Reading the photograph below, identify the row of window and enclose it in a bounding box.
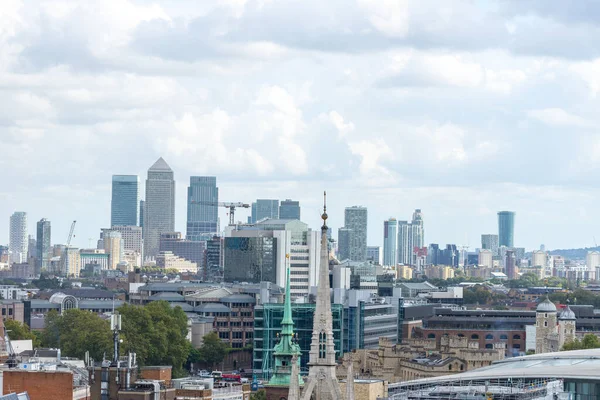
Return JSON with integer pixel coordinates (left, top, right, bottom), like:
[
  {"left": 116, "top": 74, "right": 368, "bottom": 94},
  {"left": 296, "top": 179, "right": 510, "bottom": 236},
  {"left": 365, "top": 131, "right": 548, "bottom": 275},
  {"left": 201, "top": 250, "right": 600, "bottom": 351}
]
[
  {"left": 427, "top": 333, "right": 522, "bottom": 340},
  {"left": 291, "top": 278, "right": 309, "bottom": 283},
  {"left": 218, "top": 331, "right": 254, "bottom": 340}
]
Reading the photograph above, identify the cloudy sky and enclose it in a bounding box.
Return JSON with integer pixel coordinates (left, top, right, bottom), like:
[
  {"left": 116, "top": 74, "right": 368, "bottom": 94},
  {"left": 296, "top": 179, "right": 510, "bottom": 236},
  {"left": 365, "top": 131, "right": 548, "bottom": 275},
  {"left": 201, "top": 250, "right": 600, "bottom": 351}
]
[{"left": 2, "top": 0, "right": 600, "bottom": 251}]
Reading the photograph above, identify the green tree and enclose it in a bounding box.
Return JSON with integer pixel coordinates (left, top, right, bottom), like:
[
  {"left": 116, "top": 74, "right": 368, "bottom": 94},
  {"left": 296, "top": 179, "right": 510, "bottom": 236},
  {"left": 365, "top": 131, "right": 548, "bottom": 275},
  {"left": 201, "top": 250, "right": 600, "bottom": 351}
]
[
  {"left": 196, "top": 332, "right": 228, "bottom": 370},
  {"left": 40, "top": 309, "right": 112, "bottom": 360},
  {"left": 5, "top": 319, "right": 40, "bottom": 347},
  {"left": 562, "top": 334, "right": 600, "bottom": 351},
  {"left": 250, "top": 390, "right": 266, "bottom": 400},
  {"left": 118, "top": 301, "right": 191, "bottom": 377}
]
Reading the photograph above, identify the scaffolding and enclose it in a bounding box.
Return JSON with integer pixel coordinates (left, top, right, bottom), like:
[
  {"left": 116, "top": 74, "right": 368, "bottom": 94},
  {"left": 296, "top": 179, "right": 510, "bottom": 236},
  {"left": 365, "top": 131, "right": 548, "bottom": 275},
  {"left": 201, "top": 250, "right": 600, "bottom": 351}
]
[{"left": 390, "top": 377, "right": 570, "bottom": 400}]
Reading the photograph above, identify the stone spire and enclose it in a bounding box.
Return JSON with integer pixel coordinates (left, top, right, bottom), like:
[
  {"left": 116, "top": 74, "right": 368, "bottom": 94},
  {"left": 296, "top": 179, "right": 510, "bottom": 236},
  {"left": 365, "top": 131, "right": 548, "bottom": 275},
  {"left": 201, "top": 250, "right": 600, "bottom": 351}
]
[
  {"left": 346, "top": 360, "right": 355, "bottom": 400},
  {"left": 288, "top": 354, "right": 300, "bottom": 400},
  {"left": 301, "top": 191, "right": 342, "bottom": 400},
  {"left": 267, "top": 261, "right": 303, "bottom": 387}
]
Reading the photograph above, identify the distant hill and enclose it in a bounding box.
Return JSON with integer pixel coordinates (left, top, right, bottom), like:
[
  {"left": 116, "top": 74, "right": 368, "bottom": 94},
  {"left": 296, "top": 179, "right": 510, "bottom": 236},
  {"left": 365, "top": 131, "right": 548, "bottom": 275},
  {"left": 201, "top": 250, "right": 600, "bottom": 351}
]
[{"left": 548, "top": 246, "right": 600, "bottom": 260}]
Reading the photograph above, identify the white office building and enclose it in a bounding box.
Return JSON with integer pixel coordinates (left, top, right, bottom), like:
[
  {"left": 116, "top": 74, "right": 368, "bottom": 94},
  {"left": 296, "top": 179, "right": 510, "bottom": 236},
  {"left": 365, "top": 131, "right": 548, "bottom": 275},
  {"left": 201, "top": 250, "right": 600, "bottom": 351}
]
[{"left": 9, "top": 212, "right": 28, "bottom": 264}]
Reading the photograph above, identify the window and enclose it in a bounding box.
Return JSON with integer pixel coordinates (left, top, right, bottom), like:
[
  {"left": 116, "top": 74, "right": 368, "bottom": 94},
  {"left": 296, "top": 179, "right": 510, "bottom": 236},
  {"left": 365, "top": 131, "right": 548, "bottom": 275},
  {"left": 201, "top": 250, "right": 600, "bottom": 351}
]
[
  {"left": 485, "top": 334, "right": 494, "bottom": 340},
  {"left": 500, "top": 335, "right": 508, "bottom": 340},
  {"left": 457, "top": 333, "right": 465, "bottom": 338},
  {"left": 485, "top": 344, "right": 493, "bottom": 349},
  {"left": 448, "top": 365, "right": 452, "bottom": 371},
  {"left": 219, "top": 332, "right": 230, "bottom": 340},
  {"left": 513, "top": 334, "right": 521, "bottom": 340},
  {"left": 319, "top": 332, "right": 327, "bottom": 359},
  {"left": 471, "top": 334, "right": 479, "bottom": 340},
  {"left": 513, "top": 344, "right": 521, "bottom": 349},
  {"left": 246, "top": 332, "right": 253, "bottom": 339},
  {"left": 232, "top": 342, "right": 243, "bottom": 348},
  {"left": 232, "top": 332, "right": 243, "bottom": 339},
  {"left": 544, "top": 321, "right": 548, "bottom": 327},
  {"left": 428, "top": 334, "right": 436, "bottom": 339}
]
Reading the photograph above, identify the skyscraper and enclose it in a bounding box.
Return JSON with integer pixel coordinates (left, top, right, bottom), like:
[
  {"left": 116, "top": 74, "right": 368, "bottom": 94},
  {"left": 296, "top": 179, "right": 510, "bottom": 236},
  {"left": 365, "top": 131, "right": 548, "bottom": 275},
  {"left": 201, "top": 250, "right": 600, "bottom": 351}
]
[
  {"left": 186, "top": 176, "right": 218, "bottom": 240},
  {"left": 139, "top": 200, "right": 145, "bottom": 228},
  {"left": 481, "top": 234, "right": 499, "bottom": 255},
  {"left": 383, "top": 218, "right": 398, "bottom": 266},
  {"left": 143, "top": 157, "right": 175, "bottom": 258},
  {"left": 498, "top": 211, "right": 515, "bottom": 248},
  {"left": 396, "top": 210, "right": 425, "bottom": 266},
  {"left": 343, "top": 206, "right": 367, "bottom": 262},
  {"left": 103, "top": 230, "right": 123, "bottom": 269},
  {"left": 279, "top": 199, "right": 300, "bottom": 220},
  {"left": 411, "top": 209, "right": 425, "bottom": 249},
  {"left": 36, "top": 218, "right": 52, "bottom": 272},
  {"left": 397, "top": 221, "right": 410, "bottom": 264},
  {"left": 251, "top": 199, "right": 279, "bottom": 223},
  {"left": 9, "top": 212, "right": 27, "bottom": 264},
  {"left": 505, "top": 249, "right": 517, "bottom": 280},
  {"left": 111, "top": 175, "right": 140, "bottom": 226}
]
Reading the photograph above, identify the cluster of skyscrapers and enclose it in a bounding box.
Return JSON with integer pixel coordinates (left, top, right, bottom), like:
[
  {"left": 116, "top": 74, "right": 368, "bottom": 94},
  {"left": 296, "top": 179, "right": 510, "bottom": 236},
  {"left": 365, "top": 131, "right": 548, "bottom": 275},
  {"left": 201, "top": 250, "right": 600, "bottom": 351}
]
[{"left": 381, "top": 210, "right": 425, "bottom": 267}]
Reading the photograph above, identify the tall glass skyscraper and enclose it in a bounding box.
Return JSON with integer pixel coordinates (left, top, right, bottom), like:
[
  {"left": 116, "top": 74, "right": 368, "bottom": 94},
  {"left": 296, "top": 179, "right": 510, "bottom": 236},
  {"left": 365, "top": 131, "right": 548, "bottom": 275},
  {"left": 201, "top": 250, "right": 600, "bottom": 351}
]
[
  {"left": 36, "top": 218, "right": 51, "bottom": 273},
  {"left": 186, "top": 176, "right": 218, "bottom": 240},
  {"left": 498, "top": 211, "right": 515, "bottom": 248},
  {"left": 251, "top": 199, "right": 279, "bottom": 223},
  {"left": 279, "top": 199, "right": 300, "bottom": 220},
  {"left": 9, "top": 211, "right": 28, "bottom": 264},
  {"left": 111, "top": 175, "right": 140, "bottom": 226},
  {"left": 383, "top": 218, "right": 397, "bottom": 266},
  {"left": 143, "top": 158, "right": 175, "bottom": 258},
  {"left": 342, "top": 206, "right": 368, "bottom": 262},
  {"left": 481, "top": 234, "right": 499, "bottom": 255}
]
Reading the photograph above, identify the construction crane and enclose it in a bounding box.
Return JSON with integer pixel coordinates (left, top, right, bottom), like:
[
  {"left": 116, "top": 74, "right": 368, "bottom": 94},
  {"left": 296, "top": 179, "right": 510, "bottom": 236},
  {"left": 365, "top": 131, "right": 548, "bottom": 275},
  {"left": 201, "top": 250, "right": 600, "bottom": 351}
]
[
  {"left": 190, "top": 201, "right": 250, "bottom": 226},
  {"left": 59, "top": 220, "right": 77, "bottom": 275}
]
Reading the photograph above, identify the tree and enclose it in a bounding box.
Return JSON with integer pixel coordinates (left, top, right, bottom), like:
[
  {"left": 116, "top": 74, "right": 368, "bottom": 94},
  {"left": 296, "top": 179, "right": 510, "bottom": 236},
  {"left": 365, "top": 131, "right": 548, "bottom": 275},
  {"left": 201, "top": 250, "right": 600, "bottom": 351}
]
[
  {"left": 40, "top": 309, "right": 112, "bottom": 360},
  {"left": 118, "top": 301, "right": 191, "bottom": 377},
  {"left": 562, "top": 334, "right": 600, "bottom": 351},
  {"left": 196, "top": 332, "right": 228, "bottom": 370},
  {"left": 250, "top": 390, "right": 266, "bottom": 400},
  {"left": 5, "top": 319, "right": 40, "bottom": 347}
]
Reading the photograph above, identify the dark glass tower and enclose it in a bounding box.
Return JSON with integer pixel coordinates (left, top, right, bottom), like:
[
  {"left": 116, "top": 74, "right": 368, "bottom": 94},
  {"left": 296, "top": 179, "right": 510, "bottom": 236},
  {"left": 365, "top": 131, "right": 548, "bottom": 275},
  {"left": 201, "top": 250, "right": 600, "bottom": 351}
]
[
  {"left": 186, "top": 176, "right": 219, "bottom": 240},
  {"left": 498, "top": 211, "right": 515, "bottom": 248}
]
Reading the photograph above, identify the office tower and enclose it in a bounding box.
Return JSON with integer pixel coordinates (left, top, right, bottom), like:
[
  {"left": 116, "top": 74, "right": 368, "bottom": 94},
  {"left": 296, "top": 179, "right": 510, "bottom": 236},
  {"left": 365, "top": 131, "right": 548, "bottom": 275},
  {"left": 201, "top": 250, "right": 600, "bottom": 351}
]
[
  {"left": 205, "top": 236, "right": 222, "bottom": 281},
  {"left": 186, "top": 176, "right": 218, "bottom": 240},
  {"left": 411, "top": 209, "right": 425, "bottom": 249},
  {"left": 498, "top": 211, "right": 515, "bottom": 248},
  {"left": 139, "top": 200, "right": 145, "bottom": 228},
  {"left": 342, "top": 206, "right": 368, "bottom": 262},
  {"left": 160, "top": 232, "right": 206, "bottom": 269},
  {"left": 478, "top": 249, "right": 493, "bottom": 269},
  {"left": 9, "top": 212, "right": 27, "bottom": 264},
  {"left": 366, "top": 245, "right": 381, "bottom": 264},
  {"left": 505, "top": 250, "right": 517, "bottom": 280},
  {"left": 395, "top": 210, "right": 425, "bottom": 266},
  {"left": 383, "top": 218, "right": 398, "bottom": 266},
  {"left": 36, "top": 218, "right": 52, "bottom": 272},
  {"left": 143, "top": 157, "right": 175, "bottom": 258},
  {"left": 397, "top": 221, "right": 410, "bottom": 264},
  {"left": 481, "top": 234, "right": 499, "bottom": 255},
  {"left": 111, "top": 175, "right": 140, "bottom": 226},
  {"left": 108, "top": 225, "right": 143, "bottom": 267},
  {"left": 27, "top": 235, "right": 36, "bottom": 260},
  {"left": 337, "top": 228, "right": 351, "bottom": 261},
  {"left": 103, "top": 230, "right": 123, "bottom": 269},
  {"left": 279, "top": 199, "right": 300, "bottom": 220},
  {"left": 251, "top": 199, "right": 279, "bottom": 223},
  {"left": 587, "top": 251, "right": 600, "bottom": 272},
  {"left": 64, "top": 247, "right": 81, "bottom": 277}
]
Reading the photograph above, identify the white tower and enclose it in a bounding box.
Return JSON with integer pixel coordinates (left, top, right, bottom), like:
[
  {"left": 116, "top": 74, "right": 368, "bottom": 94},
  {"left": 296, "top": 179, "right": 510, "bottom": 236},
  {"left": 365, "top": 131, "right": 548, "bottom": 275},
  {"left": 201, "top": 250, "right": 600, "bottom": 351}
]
[{"left": 558, "top": 305, "right": 576, "bottom": 348}]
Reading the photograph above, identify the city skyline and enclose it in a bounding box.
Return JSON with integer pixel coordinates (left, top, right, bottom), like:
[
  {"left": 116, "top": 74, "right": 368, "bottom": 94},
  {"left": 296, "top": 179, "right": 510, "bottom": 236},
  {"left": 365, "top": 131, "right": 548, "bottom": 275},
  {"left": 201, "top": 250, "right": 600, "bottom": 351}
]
[{"left": 3, "top": 2, "right": 600, "bottom": 251}]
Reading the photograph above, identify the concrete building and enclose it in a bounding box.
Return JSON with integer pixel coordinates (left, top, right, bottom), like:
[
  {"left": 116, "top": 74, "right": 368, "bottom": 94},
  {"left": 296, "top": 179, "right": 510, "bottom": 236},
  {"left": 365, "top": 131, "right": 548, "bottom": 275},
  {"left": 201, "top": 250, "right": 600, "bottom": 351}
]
[
  {"left": 478, "top": 249, "right": 493, "bottom": 269},
  {"left": 345, "top": 293, "right": 398, "bottom": 351},
  {"left": 139, "top": 199, "right": 144, "bottom": 228},
  {"left": 396, "top": 265, "right": 414, "bottom": 280},
  {"left": 251, "top": 199, "right": 279, "bottom": 223},
  {"left": 535, "top": 298, "right": 576, "bottom": 354},
  {"left": 109, "top": 225, "right": 143, "bottom": 266},
  {"left": 382, "top": 218, "right": 397, "bottom": 266},
  {"left": 505, "top": 249, "right": 517, "bottom": 280},
  {"left": 64, "top": 247, "right": 81, "bottom": 277},
  {"left": 36, "top": 218, "right": 51, "bottom": 273},
  {"left": 498, "top": 211, "right": 515, "bottom": 248},
  {"left": 481, "top": 234, "right": 499, "bottom": 255},
  {"left": 279, "top": 199, "right": 300, "bottom": 220},
  {"left": 79, "top": 249, "right": 109, "bottom": 270},
  {"left": 366, "top": 246, "right": 381, "bottom": 265},
  {"left": 102, "top": 230, "right": 123, "bottom": 270},
  {"left": 186, "top": 176, "right": 219, "bottom": 240},
  {"left": 396, "top": 210, "right": 425, "bottom": 266},
  {"left": 531, "top": 250, "right": 547, "bottom": 268},
  {"left": 339, "top": 206, "right": 367, "bottom": 262},
  {"left": 111, "top": 174, "right": 139, "bottom": 227},
  {"left": 143, "top": 157, "right": 175, "bottom": 259},
  {"left": 587, "top": 251, "right": 600, "bottom": 272},
  {"left": 9, "top": 212, "right": 28, "bottom": 264},
  {"left": 159, "top": 232, "right": 206, "bottom": 271},
  {"left": 424, "top": 265, "right": 455, "bottom": 280},
  {"left": 156, "top": 251, "right": 198, "bottom": 273}
]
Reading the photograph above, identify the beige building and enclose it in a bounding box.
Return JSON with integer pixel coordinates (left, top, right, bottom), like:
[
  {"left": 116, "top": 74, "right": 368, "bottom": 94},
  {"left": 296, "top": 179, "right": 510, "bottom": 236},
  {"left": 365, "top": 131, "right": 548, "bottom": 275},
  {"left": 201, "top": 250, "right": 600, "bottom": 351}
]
[
  {"left": 103, "top": 230, "right": 123, "bottom": 270},
  {"left": 535, "top": 298, "right": 576, "bottom": 354},
  {"left": 397, "top": 265, "right": 414, "bottom": 280},
  {"left": 156, "top": 251, "right": 197, "bottom": 273},
  {"left": 531, "top": 250, "right": 547, "bottom": 268},
  {"left": 338, "top": 379, "right": 388, "bottom": 400},
  {"left": 424, "top": 265, "right": 455, "bottom": 280},
  {"left": 587, "top": 251, "right": 600, "bottom": 272},
  {"left": 478, "top": 249, "right": 493, "bottom": 269},
  {"left": 64, "top": 247, "right": 81, "bottom": 277}
]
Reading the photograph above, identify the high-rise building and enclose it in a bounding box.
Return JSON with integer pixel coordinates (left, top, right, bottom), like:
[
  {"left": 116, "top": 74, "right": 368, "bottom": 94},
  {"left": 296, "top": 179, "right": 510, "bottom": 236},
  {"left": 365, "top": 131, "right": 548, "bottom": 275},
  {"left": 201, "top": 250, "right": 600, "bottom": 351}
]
[
  {"left": 108, "top": 226, "right": 143, "bottom": 267},
  {"left": 143, "top": 158, "right": 175, "bottom": 258},
  {"left": 366, "top": 246, "right": 381, "bottom": 264},
  {"left": 159, "top": 232, "right": 206, "bottom": 270},
  {"left": 111, "top": 175, "right": 140, "bottom": 227},
  {"left": 251, "top": 199, "right": 279, "bottom": 223},
  {"left": 531, "top": 250, "right": 547, "bottom": 268},
  {"left": 383, "top": 218, "right": 398, "bottom": 266},
  {"left": 505, "top": 250, "right": 517, "bottom": 280},
  {"left": 36, "top": 218, "right": 52, "bottom": 273},
  {"left": 139, "top": 200, "right": 145, "bottom": 228},
  {"left": 64, "top": 247, "right": 81, "bottom": 277},
  {"left": 478, "top": 249, "right": 493, "bottom": 269},
  {"left": 337, "top": 228, "right": 351, "bottom": 261},
  {"left": 186, "top": 176, "right": 218, "bottom": 240},
  {"left": 481, "top": 234, "right": 499, "bottom": 255},
  {"left": 587, "top": 251, "right": 600, "bottom": 272},
  {"left": 498, "top": 211, "right": 515, "bottom": 248},
  {"left": 103, "top": 230, "right": 123, "bottom": 270},
  {"left": 342, "top": 206, "right": 367, "bottom": 262},
  {"left": 205, "top": 236, "right": 222, "bottom": 281},
  {"left": 9, "top": 212, "right": 28, "bottom": 264},
  {"left": 396, "top": 210, "right": 425, "bottom": 266},
  {"left": 279, "top": 199, "right": 300, "bottom": 220},
  {"left": 27, "top": 235, "right": 36, "bottom": 261},
  {"left": 411, "top": 209, "right": 425, "bottom": 249}
]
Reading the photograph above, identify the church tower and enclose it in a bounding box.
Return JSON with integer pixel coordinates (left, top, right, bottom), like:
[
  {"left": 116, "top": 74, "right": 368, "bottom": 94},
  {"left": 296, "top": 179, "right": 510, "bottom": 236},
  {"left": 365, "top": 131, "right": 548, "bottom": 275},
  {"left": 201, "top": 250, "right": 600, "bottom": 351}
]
[
  {"left": 558, "top": 304, "right": 576, "bottom": 348},
  {"left": 266, "top": 263, "right": 304, "bottom": 391},
  {"left": 300, "top": 192, "right": 345, "bottom": 400}
]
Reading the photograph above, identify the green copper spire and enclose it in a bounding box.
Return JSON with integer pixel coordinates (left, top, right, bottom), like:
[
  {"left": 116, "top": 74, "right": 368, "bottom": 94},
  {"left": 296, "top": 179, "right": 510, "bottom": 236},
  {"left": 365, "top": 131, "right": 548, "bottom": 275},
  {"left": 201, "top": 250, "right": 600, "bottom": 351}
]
[{"left": 267, "top": 259, "right": 304, "bottom": 387}]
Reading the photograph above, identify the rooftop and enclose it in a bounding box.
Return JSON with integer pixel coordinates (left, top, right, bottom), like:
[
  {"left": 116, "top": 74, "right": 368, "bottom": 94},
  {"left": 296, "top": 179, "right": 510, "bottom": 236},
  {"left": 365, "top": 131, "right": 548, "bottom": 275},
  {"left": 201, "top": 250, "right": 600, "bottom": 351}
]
[{"left": 148, "top": 157, "right": 172, "bottom": 172}]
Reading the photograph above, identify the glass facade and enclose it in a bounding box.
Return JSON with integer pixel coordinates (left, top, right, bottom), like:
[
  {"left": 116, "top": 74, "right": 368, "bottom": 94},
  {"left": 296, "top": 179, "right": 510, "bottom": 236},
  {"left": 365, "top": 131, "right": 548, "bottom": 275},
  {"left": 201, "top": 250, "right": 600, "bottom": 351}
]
[
  {"left": 279, "top": 199, "right": 300, "bottom": 220},
  {"left": 253, "top": 303, "right": 344, "bottom": 379},
  {"left": 186, "top": 176, "right": 218, "bottom": 240},
  {"left": 498, "top": 211, "right": 515, "bottom": 248},
  {"left": 223, "top": 236, "right": 277, "bottom": 283},
  {"left": 159, "top": 232, "right": 206, "bottom": 268},
  {"left": 205, "top": 236, "right": 222, "bottom": 282},
  {"left": 251, "top": 199, "right": 279, "bottom": 223},
  {"left": 111, "top": 175, "right": 139, "bottom": 226},
  {"left": 343, "top": 206, "right": 368, "bottom": 262},
  {"left": 36, "top": 218, "right": 51, "bottom": 273},
  {"left": 383, "top": 219, "right": 397, "bottom": 266}
]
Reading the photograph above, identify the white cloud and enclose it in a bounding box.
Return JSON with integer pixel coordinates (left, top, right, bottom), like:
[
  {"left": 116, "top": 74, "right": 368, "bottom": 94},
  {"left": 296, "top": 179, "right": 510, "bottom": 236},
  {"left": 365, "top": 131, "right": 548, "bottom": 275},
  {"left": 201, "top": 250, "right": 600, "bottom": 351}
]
[
  {"left": 527, "top": 108, "right": 590, "bottom": 127},
  {"left": 357, "top": 0, "right": 410, "bottom": 37}
]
